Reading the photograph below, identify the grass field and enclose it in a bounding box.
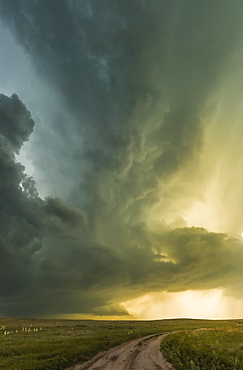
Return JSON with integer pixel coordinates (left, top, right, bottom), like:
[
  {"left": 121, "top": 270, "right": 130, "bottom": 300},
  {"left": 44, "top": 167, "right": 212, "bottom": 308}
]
[
  {"left": 0, "top": 317, "right": 242, "bottom": 369},
  {"left": 161, "top": 323, "right": 243, "bottom": 370}
]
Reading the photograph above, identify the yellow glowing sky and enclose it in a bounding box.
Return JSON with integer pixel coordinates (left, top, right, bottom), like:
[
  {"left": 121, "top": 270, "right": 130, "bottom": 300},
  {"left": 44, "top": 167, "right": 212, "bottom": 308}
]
[{"left": 122, "top": 290, "right": 243, "bottom": 320}]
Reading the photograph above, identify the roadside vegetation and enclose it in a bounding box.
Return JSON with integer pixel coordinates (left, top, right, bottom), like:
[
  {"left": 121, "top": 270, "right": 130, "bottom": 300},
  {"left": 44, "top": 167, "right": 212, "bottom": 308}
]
[
  {"left": 161, "top": 323, "right": 243, "bottom": 370},
  {"left": 0, "top": 317, "right": 241, "bottom": 370}
]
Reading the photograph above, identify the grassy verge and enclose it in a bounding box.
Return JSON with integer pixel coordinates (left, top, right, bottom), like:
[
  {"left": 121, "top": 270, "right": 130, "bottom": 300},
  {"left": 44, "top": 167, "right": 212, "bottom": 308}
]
[
  {"left": 161, "top": 325, "right": 243, "bottom": 370},
  {"left": 0, "top": 318, "right": 241, "bottom": 369}
]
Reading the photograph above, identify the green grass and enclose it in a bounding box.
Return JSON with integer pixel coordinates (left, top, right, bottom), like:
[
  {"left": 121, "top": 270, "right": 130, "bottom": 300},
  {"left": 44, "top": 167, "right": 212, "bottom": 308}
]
[
  {"left": 161, "top": 324, "right": 243, "bottom": 370},
  {"left": 0, "top": 317, "right": 241, "bottom": 369}
]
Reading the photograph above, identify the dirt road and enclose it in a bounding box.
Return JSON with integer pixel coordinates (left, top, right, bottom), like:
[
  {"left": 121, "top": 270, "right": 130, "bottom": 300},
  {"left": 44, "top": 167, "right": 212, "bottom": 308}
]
[{"left": 70, "top": 334, "right": 175, "bottom": 370}]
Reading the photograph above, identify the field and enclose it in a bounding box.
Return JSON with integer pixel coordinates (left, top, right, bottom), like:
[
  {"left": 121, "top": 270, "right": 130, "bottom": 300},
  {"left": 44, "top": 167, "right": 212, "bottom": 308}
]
[
  {"left": 0, "top": 317, "right": 242, "bottom": 370},
  {"left": 161, "top": 323, "right": 243, "bottom": 370}
]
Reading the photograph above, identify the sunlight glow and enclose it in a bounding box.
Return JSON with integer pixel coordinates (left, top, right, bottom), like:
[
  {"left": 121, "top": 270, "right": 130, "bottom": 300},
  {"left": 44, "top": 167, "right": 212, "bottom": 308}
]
[
  {"left": 122, "top": 290, "right": 243, "bottom": 320},
  {"left": 184, "top": 197, "right": 219, "bottom": 234}
]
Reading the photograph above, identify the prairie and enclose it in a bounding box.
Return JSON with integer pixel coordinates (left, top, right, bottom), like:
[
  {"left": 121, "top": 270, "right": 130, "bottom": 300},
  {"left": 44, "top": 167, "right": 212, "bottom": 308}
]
[
  {"left": 161, "top": 324, "right": 243, "bottom": 369},
  {"left": 0, "top": 317, "right": 242, "bottom": 369}
]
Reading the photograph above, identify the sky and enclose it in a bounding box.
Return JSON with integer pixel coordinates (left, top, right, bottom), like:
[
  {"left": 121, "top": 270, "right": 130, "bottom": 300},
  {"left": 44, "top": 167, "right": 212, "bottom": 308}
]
[{"left": 1, "top": 0, "right": 243, "bottom": 320}]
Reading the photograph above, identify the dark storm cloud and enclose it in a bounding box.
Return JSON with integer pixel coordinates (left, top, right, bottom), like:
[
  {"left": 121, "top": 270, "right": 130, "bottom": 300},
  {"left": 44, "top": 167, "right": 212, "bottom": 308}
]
[
  {"left": 0, "top": 93, "right": 34, "bottom": 152},
  {"left": 45, "top": 198, "right": 88, "bottom": 228},
  {"left": 0, "top": 1, "right": 243, "bottom": 317},
  {"left": 0, "top": 94, "right": 41, "bottom": 297}
]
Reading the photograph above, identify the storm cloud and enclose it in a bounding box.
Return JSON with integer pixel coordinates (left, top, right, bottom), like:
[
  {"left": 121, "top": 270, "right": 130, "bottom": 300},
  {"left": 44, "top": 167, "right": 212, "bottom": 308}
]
[{"left": 0, "top": 0, "right": 243, "bottom": 317}]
